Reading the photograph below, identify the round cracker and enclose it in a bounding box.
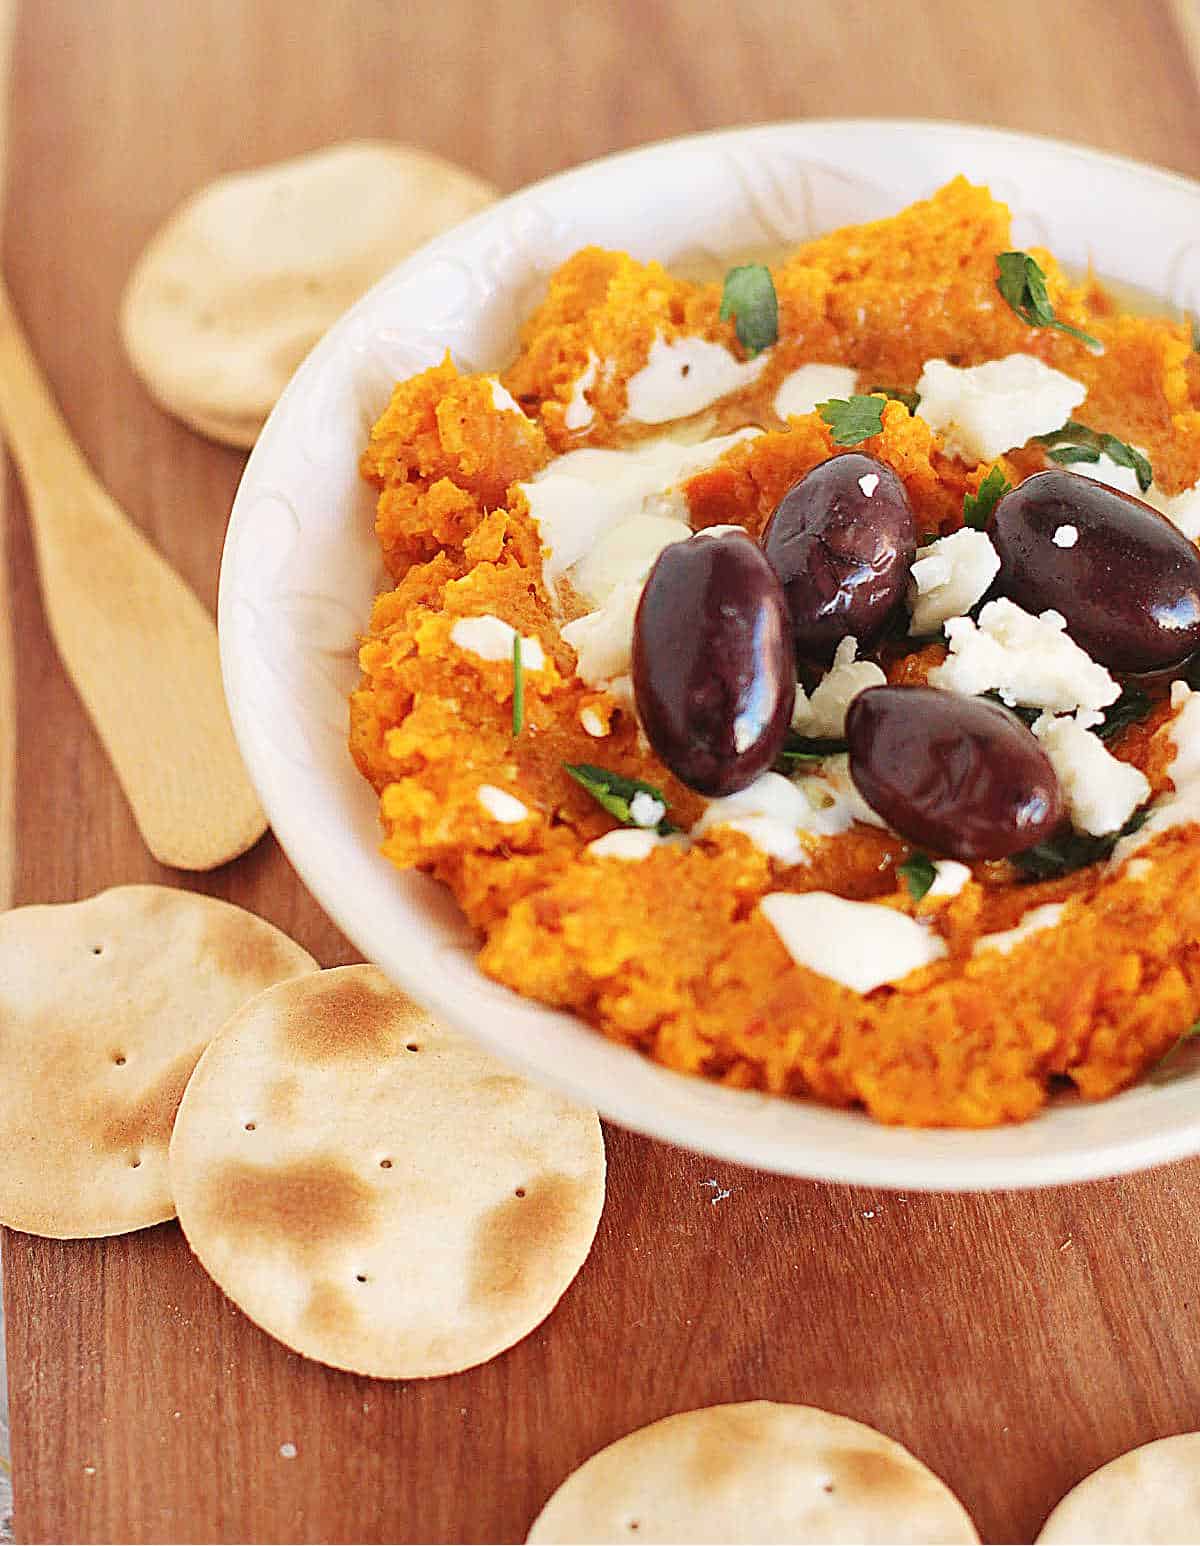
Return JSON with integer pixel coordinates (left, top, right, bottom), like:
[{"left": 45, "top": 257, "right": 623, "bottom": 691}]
[
  {"left": 1037, "top": 1433, "right": 1200, "bottom": 1543},
  {"left": 169, "top": 964, "right": 606, "bottom": 1378},
  {"left": 120, "top": 140, "right": 496, "bottom": 447},
  {"left": 527, "top": 1402, "right": 978, "bottom": 1544},
  {"left": 0, "top": 885, "right": 317, "bottom": 1239}
]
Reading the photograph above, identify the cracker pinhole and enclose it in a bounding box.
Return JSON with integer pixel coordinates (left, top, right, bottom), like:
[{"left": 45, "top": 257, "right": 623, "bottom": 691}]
[
  {"left": 405, "top": 1042, "right": 420, "bottom": 1053},
  {"left": 244, "top": 1122, "right": 257, "bottom": 1132},
  {"left": 0, "top": 885, "right": 317, "bottom": 1239},
  {"left": 170, "top": 964, "right": 605, "bottom": 1379},
  {"left": 515, "top": 1187, "right": 526, "bottom": 1198}
]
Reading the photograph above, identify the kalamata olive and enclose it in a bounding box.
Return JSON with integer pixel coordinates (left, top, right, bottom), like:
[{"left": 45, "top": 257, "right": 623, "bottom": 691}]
[
  {"left": 991, "top": 468, "right": 1200, "bottom": 674},
  {"left": 633, "top": 529, "right": 794, "bottom": 797},
  {"left": 845, "top": 686, "right": 1064, "bottom": 860},
  {"left": 762, "top": 453, "right": 916, "bottom": 666}
]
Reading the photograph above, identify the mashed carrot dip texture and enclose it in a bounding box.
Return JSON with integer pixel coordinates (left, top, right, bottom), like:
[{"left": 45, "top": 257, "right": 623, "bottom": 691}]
[{"left": 350, "top": 178, "right": 1200, "bottom": 1128}]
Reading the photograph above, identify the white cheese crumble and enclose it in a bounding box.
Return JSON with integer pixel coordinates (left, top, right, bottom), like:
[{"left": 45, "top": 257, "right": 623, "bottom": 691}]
[
  {"left": 914, "top": 353, "right": 1086, "bottom": 463},
  {"left": 586, "top": 828, "right": 663, "bottom": 860},
  {"left": 560, "top": 581, "right": 641, "bottom": 690},
  {"left": 1031, "top": 713, "right": 1150, "bottom": 837},
  {"left": 563, "top": 352, "right": 599, "bottom": 431},
  {"left": 519, "top": 429, "right": 757, "bottom": 588},
  {"left": 973, "top": 903, "right": 1065, "bottom": 958},
  {"left": 628, "top": 791, "right": 666, "bottom": 829},
  {"left": 571, "top": 512, "right": 691, "bottom": 608},
  {"left": 1113, "top": 687, "right": 1200, "bottom": 866},
  {"left": 792, "top": 636, "right": 886, "bottom": 739},
  {"left": 487, "top": 376, "right": 522, "bottom": 415},
  {"left": 1052, "top": 524, "right": 1079, "bottom": 548},
  {"left": 450, "top": 615, "right": 546, "bottom": 671},
  {"left": 1162, "top": 482, "right": 1200, "bottom": 540},
  {"left": 579, "top": 707, "right": 607, "bottom": 738},
  {"left": 858, "top": 472, "right": 880, "bottom": 498},
  {"left": 907, "top": 528, "right": 1001, "bottom": 636},
  {"left": 692, "top": 772, "right": 813, "bottom": 865},
  {"left": 773, "top": 363, "right": 858, "bottom": 421},
  {"left": 759, "top": 892, "right": 946, "bottom": 993},
  {"left": 625, "top": 335, "right": 769, "bottom": 424},
  {"left": 818, "top": 754, "right": 889, "bottom": 830},
  {"left": 927, "top": 860, "right": 972, "bottom": 898},
  {"left": 929, "top": 598, "right": 1119, "bottom": 714},
  {"left": 477, "top": 784, "right": 529, "bottom": 824}
]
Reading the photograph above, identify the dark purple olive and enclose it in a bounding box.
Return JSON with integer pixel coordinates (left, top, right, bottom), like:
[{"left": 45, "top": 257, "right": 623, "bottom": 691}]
[
  {"left": 845, "top": 686, "right": 1064, "bottom": 861},
  {"left": 991, "top": 468, "right": 1200, "bottom": 674},
  {"left": 633, "top": 529, "right": 794, "bottom": 797},
  {"left": 762, "top": 452, "right": 916, "bottom": 666}
]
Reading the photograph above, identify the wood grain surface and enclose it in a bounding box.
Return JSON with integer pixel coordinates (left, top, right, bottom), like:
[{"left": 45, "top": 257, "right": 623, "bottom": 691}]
[{"left": 5, "top": 1, "right": 1200, "bottom": 1542}]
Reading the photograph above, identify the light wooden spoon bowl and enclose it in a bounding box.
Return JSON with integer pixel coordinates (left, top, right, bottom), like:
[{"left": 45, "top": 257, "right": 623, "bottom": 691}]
[{"left": 0, "top": 277, "right": 267, "bottom": 870}]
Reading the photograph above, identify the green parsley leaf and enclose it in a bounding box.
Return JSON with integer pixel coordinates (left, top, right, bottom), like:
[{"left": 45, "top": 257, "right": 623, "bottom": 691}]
[
  {"left": 817, "top": 394, "right": 886, "bottom": 446},
  {"left": 869, "top": 385, "right": 920, "bottom": 413},
  {"left": 1147, "top": 1019, "right": 1200, "bottom": 1085},
  {"left": 963, "top": 466, "right": 1011, "bottom": 529},
  {"left": 982, "top": 691, "right": 1039, "bottom": 728},
  {"left": 897, "top": 852, "right": 937, "bottom": 902},
  {"left": 1036, "top": 420, "right": 1153, "bottom": 492},
  {"left": 1192, "top": 316, "right": 1200, "bottom": 353},
  {"left": 995, "top": 251, "right": 1101, "bottom": 350},
  {"left": 1011, "top": 807, "right": 1148, "bottom": 882},
  {"left": 776, "top": 733, "right": 849, "bottom": 765},
  {"left": 564, "top": 763, "right": 678, "bottom": 835},
  {"left": 511, "top": 634, "right": 525, "bottom": 739},
  {"left": 1094, "top": 684, "right": 1153, "bottom": 743},
  {"left": 719, "top": 264, "right": 779, "bottom": 357}
]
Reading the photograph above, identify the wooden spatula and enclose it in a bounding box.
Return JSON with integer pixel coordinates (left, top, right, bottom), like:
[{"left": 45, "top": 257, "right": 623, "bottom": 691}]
[{"left": 0, "top": 276, "right": 267, "bottom": 870}]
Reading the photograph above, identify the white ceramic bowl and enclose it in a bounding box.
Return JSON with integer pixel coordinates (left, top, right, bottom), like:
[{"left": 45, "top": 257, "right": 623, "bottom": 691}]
[{"left": 220, "top": 119, "right": 1200, "bottom": 1191}]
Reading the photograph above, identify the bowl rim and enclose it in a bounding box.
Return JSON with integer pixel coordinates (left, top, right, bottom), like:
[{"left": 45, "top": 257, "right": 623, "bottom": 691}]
[{"left": 219, "top": 117, "right": 1200, "bottom": 1191}]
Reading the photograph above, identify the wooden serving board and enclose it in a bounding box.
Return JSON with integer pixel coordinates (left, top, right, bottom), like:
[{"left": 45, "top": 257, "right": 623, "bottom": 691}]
[{"left": 6, "top": 1, "right": 1200, "bottom": 1541}]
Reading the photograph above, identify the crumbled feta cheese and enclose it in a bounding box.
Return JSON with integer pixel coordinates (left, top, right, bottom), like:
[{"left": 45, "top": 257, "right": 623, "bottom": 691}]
[
  {"left": 579, "top": 707, "right": 607, "bottom": 738},
  {"left": 628, "top": 791, "right": 666, "bottom": 829},
  {"left": 1113, "top": 688, "right": 1200, "bottom": 866},
  {"left": 571, "top": 513, "right": 691, "bottom": 607},
  {"left": 586, "top": 829, "right": 662, "bottom": 860},
  {"left": 927, "top": 860, "right": 972, "bottom": 898},
  {"left": 450, "top": 615, "right": 546, "bottom": 670},
  {"left": 487, "top": 377, "right": 522, "bottom": 414},
  {"left": 1162, "top": 481, "right": 1200, "bottom": 540},
  {"left": 625, "top": 335, "right": 769, "bottom": 423},
  {"left": 907, "top": 528, "right": 1001, "bottom": 635},
  {"left": 477, "top": 784, "right": 529, "bottom": 824},
  {"left": 915, "top": 354, "right": 1086, "bottom": 463},
  {"left": 858, "top": 472, "right": 880, "bottom": 497},
  {"left": 973, "top": 903, "right": 1065, "bottom": 958},
  {"left": 1052, "top": 524, "right": 1079, "bottom": 548},
  {"left": 692, "top": 773, "right": 813, "bottom": 865},
  {"left": 561, "top": 581, "right": 641, "bottom": 689},
  {"left": 793, "top": 637, "right": 886, "bottom": 738},
  {"left": 520, "top": 430, "right": 757, "bottom": 588},
  {"left": 759, "top": 892, "right": 946, "bottom": 993},
  {"left": 1032, "top": 714, "right": 1150, "bottom": 836},
  {"left": 564, "top": 352, "right": 599, "bottom": 431},
  {"left": 812, "top": 754, "right": 889, "bottom": 831},
  {"left": 929, "top": 598, "right": 1119, "bottom": 714},
  {"left": 773, "top": 363, "right": 858, "bottom": 421}
]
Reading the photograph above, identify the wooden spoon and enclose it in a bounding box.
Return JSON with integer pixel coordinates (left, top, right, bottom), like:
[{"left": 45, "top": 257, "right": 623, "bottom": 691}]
[{"left": 0, "top": 277, "right": 267, "bottom": 870}]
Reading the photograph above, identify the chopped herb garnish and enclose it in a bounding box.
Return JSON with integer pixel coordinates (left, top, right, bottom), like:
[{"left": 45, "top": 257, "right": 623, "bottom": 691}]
[
  {"left": 1011, "top": 807, "right": 1148, "bottom": 882},
  {"left": 898, "top": 852, "right": 937, "bottom": 902},
  {"left": 982, "top": 692, "right": 1039, "bottom": 728},
  {"left": 777, "top": 733, "right": 849, "bottom": 765},
  {"left": 511, "top": 634, "right": 525, "bottom": 738},
  {"left": 817, "top": 394, "right": 886, "bottom": 446},
  {"left": 1148, "top": 1019, "right": 1200, "bottom": 1085},
  {"left": 1095, "top": 684, "right": 1153, "bottom": 742},
  {"left": 1192, "top": 316, "right": 1200, "bottom": 353},
  {"left": 1036, "top": 420, "right": 1153, "bottom": 493},
  {"left": 719, "top": 264, "right": 779, "bottom": 356},
  {"left": 869, "top": 385, "right": 920, "bottom": 413},
  {"left": 995, "top": 251, "right": 1101, "bottom": 350},
  {"left": 963, "top": 466, "right": 1011, "bottom": 529},
  {"left": 564, "top": 763, "right": 678, "bottom": 835}
]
